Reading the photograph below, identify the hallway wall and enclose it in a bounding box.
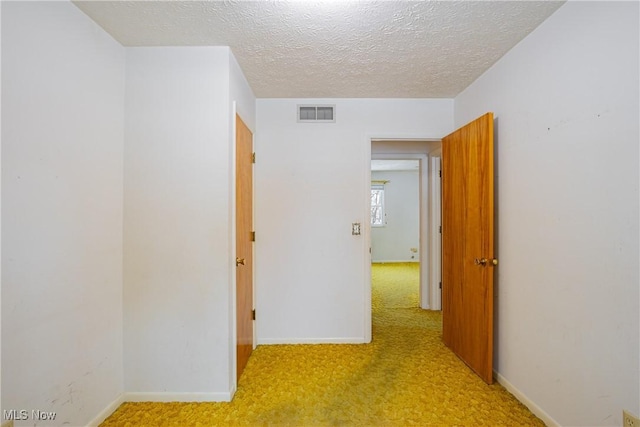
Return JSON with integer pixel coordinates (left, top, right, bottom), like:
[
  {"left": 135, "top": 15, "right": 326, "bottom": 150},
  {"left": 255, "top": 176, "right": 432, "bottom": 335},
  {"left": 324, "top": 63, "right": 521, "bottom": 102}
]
[
  {"left": 455, "top": 2, "right": 639, "bottom": 425},
  {"left": 123, "top": 46, "right": 256, "bottom": 399},
  {"left": 254, "top": 98, "right": 453, "bottom": 344},
  {"left": 2, "top": 2, "right": 125, "bottom": 425}
]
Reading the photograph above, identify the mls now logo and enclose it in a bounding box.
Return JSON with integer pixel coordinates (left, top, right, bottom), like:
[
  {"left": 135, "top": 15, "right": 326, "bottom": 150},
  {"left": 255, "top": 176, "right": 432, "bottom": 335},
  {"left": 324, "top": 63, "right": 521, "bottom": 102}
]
[{"left": 4, "top": 409, "right": 57, "bottom": 421}]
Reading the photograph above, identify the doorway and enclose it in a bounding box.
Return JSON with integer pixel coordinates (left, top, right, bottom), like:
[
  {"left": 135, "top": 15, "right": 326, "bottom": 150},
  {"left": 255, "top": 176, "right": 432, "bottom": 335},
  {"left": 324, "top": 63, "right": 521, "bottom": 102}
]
[
  {"left": 367, "top": 140, "right": 441, "bottom": 318},
  {"left": 364, "top": 115, "right": 494, "bottom": 384},
  {"left": 370, "top": 159, "right": 421, "bottom": 305}
]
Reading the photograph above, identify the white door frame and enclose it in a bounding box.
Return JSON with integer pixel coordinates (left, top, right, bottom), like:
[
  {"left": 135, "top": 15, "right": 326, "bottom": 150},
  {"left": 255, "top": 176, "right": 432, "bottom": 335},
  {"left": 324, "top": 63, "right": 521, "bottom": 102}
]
[
  {"left": 428, "top": 148, "right": 442, "bottom": 311},
  {"left": 363, "top": 138, "right": 442, "bottom": 343}
]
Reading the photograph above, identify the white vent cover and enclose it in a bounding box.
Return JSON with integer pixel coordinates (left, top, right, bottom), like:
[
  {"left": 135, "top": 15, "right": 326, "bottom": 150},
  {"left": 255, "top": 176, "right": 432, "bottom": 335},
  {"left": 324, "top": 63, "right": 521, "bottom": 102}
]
[{"left": 297, "top": 104, "right": 336, "bottom": 123}]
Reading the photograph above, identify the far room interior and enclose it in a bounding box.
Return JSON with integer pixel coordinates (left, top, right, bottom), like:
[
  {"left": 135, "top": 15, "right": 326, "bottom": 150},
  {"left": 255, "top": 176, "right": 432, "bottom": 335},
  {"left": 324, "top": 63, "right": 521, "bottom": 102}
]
[
  {"left": 370, "top": 159, "right": 423, "bottom": 311},
  {"left": 370, "top": 159, "right": 421, "bottom": 265}
]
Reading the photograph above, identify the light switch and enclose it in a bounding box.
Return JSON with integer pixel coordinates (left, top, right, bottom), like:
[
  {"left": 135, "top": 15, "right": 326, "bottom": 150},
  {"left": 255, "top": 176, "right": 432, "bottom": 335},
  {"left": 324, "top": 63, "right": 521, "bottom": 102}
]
[{"left": 352, "top": 222, "right": 361, "bottom": 236}]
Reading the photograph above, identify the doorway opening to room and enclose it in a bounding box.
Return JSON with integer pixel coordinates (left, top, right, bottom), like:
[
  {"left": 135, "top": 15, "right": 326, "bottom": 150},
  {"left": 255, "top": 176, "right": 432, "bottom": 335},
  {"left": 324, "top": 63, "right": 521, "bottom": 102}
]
[
  {"left": 367, "top": 139, "right": 442, "bottom": 342},
  {"left": 370, "top": 159, "right": 422, "bottom": 312},
  {"left": 370, "top": 160, "right": 420, "bottom": 263},
  {"left": 367, "top": 113, "right": 496, "bottom": 383}
]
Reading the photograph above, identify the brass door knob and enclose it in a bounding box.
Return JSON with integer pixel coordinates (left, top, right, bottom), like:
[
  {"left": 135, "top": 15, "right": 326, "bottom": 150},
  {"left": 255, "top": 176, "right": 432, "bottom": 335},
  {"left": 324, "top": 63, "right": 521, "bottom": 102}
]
[
  {"left": 475, "top": 258, "right": 498, "bottom": 267},
  {"left": 236, "top": 257, "right": 245, "bottom": 266}
]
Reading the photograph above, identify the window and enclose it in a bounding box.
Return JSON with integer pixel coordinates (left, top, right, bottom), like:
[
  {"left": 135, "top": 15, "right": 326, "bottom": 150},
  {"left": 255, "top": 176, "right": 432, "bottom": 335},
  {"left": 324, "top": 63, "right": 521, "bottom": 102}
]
[{"left": 371, "top": 184, "right": 385, "bottom": 226}]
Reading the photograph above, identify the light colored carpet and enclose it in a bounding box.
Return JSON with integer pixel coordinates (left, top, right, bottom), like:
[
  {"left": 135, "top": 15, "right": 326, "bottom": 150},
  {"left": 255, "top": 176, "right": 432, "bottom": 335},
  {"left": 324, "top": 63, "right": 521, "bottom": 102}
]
[{"left": 101, "top": 263, "right": 544, "bottom": 426}]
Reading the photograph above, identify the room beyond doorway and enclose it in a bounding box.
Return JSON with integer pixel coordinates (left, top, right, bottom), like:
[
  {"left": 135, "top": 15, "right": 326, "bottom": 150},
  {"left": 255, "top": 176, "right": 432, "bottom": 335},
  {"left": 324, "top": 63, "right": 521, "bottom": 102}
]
[
  {"left": 368, "top": 139, "right": 442, "bottom": 312},
  {"left": 370, "top": 160, "right": 420, "bottom": 265}
]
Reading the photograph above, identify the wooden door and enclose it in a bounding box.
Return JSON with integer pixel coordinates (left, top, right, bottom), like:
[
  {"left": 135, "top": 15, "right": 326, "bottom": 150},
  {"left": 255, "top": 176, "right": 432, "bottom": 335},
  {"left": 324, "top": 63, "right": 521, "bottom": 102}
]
[
  {"left": 441, "top": 112, "right": 495, "bottom": 384},
  {"left": 236, "top": 115, "right": 254, "bottom": 381}
]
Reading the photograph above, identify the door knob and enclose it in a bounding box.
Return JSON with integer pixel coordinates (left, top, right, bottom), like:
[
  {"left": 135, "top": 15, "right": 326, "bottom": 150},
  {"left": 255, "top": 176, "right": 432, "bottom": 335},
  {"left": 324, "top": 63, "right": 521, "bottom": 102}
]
[
  {"left": 474, "top": 258, "right": 488, "bottom": 266},
  {"left": 236, "top": 257, "right": 245, "bottom": 266},
  {"left": 474, "top": 258, "right": 498, "bottom": 267}
]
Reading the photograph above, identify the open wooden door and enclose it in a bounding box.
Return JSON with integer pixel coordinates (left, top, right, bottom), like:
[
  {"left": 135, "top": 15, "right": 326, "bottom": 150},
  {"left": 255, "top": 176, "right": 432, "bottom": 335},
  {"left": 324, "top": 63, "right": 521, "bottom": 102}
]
[
  {"left": 236, "top": 115, "right": 254, "bottom": 382},
  {"left": 441, "top": 112, "right": 496, "bottom": 384}
]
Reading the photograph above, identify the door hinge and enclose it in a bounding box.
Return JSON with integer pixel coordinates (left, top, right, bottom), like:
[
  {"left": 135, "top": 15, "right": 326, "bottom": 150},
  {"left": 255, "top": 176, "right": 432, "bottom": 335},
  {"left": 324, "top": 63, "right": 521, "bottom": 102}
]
[
  {"left": 439, "top": 225, "right": 442, "bottom": 234},
  {"left": 252, "top": 309, "right": 256, "bottom": 321},
  {"left": 252, "top": 152, "right": 256, "bottom": 163},
  {"left": 439, "top": 170, "right": 442, "bottom": 178},
  {"left": 439, "top": 282, "right": 442, "bottom": 289},
  {"left": 251, "top": 231, "right": 255, "bottom": 242}
]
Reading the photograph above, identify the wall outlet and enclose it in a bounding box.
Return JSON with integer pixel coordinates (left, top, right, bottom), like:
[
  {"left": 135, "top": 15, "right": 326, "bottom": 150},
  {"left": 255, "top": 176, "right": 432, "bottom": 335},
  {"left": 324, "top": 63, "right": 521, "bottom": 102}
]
[{"left": 624, "top": 410, "right": 639, "bottom": 427}]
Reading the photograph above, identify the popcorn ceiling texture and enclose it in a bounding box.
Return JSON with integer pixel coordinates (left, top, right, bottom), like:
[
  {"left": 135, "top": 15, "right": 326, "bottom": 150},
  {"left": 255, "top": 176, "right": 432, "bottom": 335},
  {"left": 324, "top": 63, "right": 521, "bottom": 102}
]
[
  {"left": 73, "top": 1, "right": 564, "bottom": 98},
  {"left": 100, "top": 263, "right": 544, "bottom": 426}
]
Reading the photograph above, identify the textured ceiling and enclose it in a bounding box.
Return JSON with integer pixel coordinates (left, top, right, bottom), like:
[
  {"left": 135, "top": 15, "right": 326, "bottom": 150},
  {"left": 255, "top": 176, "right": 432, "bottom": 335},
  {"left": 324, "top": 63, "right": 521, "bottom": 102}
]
[{"left": 73, "top": 1, "right": 564, "bottom": 98}]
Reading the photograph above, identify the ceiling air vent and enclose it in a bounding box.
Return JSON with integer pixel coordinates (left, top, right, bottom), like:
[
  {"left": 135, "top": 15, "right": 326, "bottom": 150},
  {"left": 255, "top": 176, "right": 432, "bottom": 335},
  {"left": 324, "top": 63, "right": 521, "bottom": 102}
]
[{"left": 297, "top": 104, "right": 336, "bottom": 123}]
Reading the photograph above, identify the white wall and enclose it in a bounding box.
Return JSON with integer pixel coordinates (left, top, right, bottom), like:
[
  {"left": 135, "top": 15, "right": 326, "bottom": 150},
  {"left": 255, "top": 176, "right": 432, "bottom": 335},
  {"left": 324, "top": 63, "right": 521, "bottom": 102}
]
[
  {"left": 255, "top": 99, "right": 453, "bottom": 343},
  {"left": 227, "top": 48, "right": 257, "bottom": 391},
  {"left": 2, "top": 2, "right": 125, "bottom": 426},
  {"left": 124, "top": 47, "right": 245, "bottom": 399},
  {"left": 454, "top": 2, "right": 639, "bottom": 426},
  {"left": 371, "top": 170, "right": 420, "bottom": 262}
]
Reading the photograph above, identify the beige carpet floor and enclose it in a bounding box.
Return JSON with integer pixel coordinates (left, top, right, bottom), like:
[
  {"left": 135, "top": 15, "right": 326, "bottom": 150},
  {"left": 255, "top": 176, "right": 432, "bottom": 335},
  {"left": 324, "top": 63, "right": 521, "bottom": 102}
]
[{"left": 101, "top": 262, "right": 544, "bottom": 426}]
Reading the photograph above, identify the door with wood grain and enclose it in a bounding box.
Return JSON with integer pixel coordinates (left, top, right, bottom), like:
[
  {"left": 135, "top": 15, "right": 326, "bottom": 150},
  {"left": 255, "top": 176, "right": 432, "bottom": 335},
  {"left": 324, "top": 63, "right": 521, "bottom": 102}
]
[
  {"left": 236, "top": 114, "right": 254, "bottom": 382},
  {"left": 441, "top": 112, "right": 496, "bottom": 384}
]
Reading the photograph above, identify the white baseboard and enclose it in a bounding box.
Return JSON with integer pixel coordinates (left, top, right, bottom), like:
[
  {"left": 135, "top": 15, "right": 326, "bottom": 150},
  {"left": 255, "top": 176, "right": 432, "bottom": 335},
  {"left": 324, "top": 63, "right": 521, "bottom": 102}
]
[
  {"left": 123, "top": 392, "right": 232, "bottom": 403},
  {"left": 258, "top": 337, "right": 368, "bottom": 345},
  {"left": 85, "top": 390, "right": 233, "bottom": 426},
  {"left": 86, "top": 394, "right": 125, "bottom": 427},
  {"left": 495, "top": 372, "right": 560, "bottom": 427}
]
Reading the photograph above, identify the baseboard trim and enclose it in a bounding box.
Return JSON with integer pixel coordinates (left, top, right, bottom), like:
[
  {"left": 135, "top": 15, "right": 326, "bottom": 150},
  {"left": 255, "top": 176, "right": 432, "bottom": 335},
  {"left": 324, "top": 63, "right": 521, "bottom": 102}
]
[
  {"left": 85, "top": 390, "right": 233, "bottom": 426},
  {"left": 258, "top": 337, "right": 368, "bottom": 345},
  {"left": 123, "top": 392, "right": 232, "bottom": 403},
  {"left": 86, "top": 394, "right": 125, "bottom": 427},
  {"left": 495, "top": 372, "right": 560, "bottom": 427}
]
